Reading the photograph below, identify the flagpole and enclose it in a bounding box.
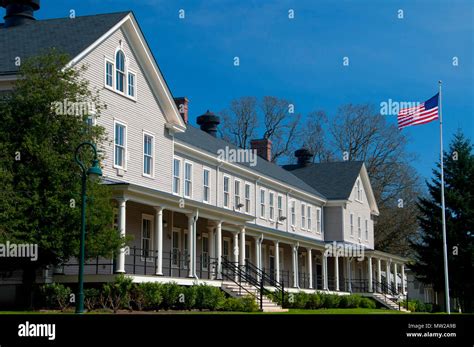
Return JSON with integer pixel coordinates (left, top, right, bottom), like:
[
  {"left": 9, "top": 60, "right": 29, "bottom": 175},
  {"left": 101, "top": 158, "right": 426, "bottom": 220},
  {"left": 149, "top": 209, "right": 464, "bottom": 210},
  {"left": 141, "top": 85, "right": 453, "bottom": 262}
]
[{"left": 438, "top": 80, "right": 450, "bottom": 314}]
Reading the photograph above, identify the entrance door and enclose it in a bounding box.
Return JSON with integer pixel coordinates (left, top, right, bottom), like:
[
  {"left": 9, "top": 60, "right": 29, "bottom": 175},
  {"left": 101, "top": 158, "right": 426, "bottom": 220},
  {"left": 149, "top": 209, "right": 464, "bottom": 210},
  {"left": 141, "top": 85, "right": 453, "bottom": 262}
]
[{"left": 269, "top": 248, "right": 275, "bottom": 281}]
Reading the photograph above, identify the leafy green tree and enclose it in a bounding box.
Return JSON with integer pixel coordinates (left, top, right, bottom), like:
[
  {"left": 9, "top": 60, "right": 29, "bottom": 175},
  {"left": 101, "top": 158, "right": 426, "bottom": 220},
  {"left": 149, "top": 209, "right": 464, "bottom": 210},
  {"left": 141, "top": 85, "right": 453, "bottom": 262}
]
[
  {"left": 0, "top": 50, "right": 124, "bottom": 304},
  {"left": 410, "top": 131, "right": 473, "bottom": 312}
]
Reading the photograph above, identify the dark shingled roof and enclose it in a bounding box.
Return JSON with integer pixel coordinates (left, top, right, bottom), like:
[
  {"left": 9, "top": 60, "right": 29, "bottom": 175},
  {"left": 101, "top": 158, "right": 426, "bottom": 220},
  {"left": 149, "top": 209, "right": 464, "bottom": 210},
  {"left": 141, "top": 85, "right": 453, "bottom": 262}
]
[
  {"left": 0, "top": 11, "right": 130, "bottom": 75},
  {"left": 282, "top": 161, "right": 364, "bottom": 200},
  {"left": 175, "top": 126, "right": 326, "bottom": 200}
]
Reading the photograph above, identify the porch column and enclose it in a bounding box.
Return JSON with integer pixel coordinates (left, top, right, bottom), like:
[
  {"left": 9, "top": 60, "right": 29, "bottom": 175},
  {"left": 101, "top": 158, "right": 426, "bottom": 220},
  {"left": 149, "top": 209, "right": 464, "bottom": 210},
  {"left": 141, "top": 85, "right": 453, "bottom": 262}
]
[
  {"left": 274, "top": 240, "right": 280, "bottom": 282},
  {"left": 368, "top": 256, "right": 373, "bottom": 292},
  {"left": 322, "top": 253, "right": 328, "bottom": 290},
  {"left": 233, "top": 232, "right": 239, "bottom": 281},
  {"left": 187, "top": 214, "right": 194, "bottom": 278},
  {"left": 292, "top": 244, "right": 299, "bottom": 288},
  {"left": 394, "top": 262, "right": 398, "bottom": 293},
  {"left": 154, "top": 206, "right": 163, "bottom": 275},
  {"left": 347, "top": 258, "right": 352, "bottom": 292},
  {"left": 115, "top": 198, "right": 127, "bottom": 273},
  {"left": 385, "top": 259, "right": 391, "bottom": 291},
  {"left": 401, "top": 264, "right": 406, "bottom": 294},
  {"left": 216, "top": 221, "right": 222, "bottom": 279},
  {"left": 239, "top": 226, "right": 245, "bottom": 267},
  {"left": 334, "top": 255, "right": 339, "bottom": 291},
  {"left": 377, "top": 258, "right": 382, "bottom": 292},
  {"left": 308, "top": 248, "right": 313, "bottom": 289}
]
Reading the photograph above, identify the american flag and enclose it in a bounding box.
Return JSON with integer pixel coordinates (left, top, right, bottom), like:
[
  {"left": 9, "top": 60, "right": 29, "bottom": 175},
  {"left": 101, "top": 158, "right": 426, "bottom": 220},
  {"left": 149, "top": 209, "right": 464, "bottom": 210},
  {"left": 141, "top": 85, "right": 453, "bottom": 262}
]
[{"left": 398, "top": 93, "right": 439, "bottom": 130}]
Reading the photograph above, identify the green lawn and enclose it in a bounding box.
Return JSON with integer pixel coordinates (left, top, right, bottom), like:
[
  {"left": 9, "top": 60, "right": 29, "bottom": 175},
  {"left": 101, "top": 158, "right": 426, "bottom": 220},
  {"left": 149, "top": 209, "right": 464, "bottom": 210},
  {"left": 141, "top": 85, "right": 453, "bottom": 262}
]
[{"left": 0, "top": 308, "right": 409, "bottom": 315}]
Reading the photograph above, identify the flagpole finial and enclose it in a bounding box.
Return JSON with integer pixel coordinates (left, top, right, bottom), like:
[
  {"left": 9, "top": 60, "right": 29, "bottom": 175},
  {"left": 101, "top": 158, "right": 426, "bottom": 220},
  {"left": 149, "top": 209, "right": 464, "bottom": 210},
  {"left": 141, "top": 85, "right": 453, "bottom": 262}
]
[{"left": 438, "top": 80, "right": 442, "bottom": 85}]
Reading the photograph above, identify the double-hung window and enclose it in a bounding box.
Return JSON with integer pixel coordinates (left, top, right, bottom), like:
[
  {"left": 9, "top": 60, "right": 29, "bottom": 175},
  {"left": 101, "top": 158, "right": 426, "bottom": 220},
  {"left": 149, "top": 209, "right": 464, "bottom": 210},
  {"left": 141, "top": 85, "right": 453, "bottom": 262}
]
[
  {"left": 223, "top": 176, "right": 230, "bottom": 208},
  {"left": 141, "top": 215, "right": 153, "bottom": 259},
  {"left": 277, "top": 195, "right": 283, "bottom": 220},
  {"left": 244, "top": 183, "right": 251, "bottom": 213},
  {"left": 301, "top": 203, "right": 306, "bottom": 229},
  {"left": 143, "top": 133, "right": 153, "bottom": 177},
  {"left": 203, "top": 169, "right": 210, "bottom": 203},
  {"left": 269, "top": 192, "right": 275, "bottom": 220},
  {"left": 105, "top": 60, "right": 113, "bottom": 87},
  {"left": 350, "top": 213, "right": 354, "bottom": 236},
  {"left": 115, "top": 50, "right": 125, "bottom": 93},
  {"left": 173, "top": 159, "right": 181, "bottom": 195},
  {"left": 128, "top": 72, "right": 136, "bottom": 97},
  {"left": 291, "top": 201, "right": 296, "bottom": 226},
  {"left": 307, "top": 206, "right": 312, "bottom": 231},
  {"left": 234, "top": 180, "right": 241, "bottom": 209},
  {"left": 114, "top": 121, "right": 126, "bottom": 168},
  {"left": 260, "top": 189, "right": 266, "bottom": 218},
  {"left": 316, "top": 208, "right": 322, "bottom": 233},
  {"left": 184, "top": 162, "right": 192, "bottom": 198},
  {"left": 358, "top": 216, "right": 362, "bottom": 239},
  {"left": 365, "top": 219, "right": 369, "bottom": 241}
]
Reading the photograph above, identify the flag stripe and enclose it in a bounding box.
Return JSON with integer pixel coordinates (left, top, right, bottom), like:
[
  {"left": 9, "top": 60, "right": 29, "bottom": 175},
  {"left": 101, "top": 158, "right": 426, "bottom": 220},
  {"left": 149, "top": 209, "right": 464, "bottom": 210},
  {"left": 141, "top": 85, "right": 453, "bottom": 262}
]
[{"left": 398, "top": 94, "right": 439, "bottom": 130}]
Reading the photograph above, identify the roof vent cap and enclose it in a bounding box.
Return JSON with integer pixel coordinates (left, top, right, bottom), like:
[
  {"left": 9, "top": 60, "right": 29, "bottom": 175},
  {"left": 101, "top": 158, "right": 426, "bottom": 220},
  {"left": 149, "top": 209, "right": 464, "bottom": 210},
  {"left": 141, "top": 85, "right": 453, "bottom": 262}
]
[{"left": 1, "top": 0, "right": 40, "bottom": 28}]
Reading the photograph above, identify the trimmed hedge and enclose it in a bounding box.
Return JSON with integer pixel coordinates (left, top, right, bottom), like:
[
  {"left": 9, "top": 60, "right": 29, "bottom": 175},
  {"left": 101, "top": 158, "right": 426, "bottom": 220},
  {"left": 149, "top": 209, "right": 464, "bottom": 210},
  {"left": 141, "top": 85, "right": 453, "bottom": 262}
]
[
  {"left": 269, "top": 291, "right": 376, "bottom": 310},
  {"left": 401, "top": 299, "right": 437, "bottom": 312},
  {"left": 40, "top": 279, "right": 258, "bottom": 312}
]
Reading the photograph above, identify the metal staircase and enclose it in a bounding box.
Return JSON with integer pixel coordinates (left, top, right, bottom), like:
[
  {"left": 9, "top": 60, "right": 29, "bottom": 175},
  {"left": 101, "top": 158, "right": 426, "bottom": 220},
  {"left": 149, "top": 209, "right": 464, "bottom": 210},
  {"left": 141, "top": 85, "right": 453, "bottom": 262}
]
[{"left": 219, "top": 257, "right": 288, "bottom": 312}]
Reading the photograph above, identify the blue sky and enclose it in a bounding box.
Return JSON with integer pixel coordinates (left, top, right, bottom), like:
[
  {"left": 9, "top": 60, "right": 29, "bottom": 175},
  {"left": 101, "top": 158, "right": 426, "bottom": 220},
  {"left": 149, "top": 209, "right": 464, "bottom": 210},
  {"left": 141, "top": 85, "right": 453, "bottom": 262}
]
[{"left": 39, "top": 0, "right": 473, "bottom": 180}]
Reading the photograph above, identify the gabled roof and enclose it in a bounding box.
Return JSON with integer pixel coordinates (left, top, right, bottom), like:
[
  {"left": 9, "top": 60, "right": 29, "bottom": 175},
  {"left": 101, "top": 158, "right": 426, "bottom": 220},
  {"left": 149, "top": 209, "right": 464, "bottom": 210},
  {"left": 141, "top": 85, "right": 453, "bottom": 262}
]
[
  {"left": 283, "top": 161, "right": 379, "bottom": 214},
  {"left": 0, "top": 11, "right": 186, "bottom": 130},
  {"left": 175, "top": 126, "right": 326, "bottom": 200},
  {"left": 0, "top": 11, "right": 130, "bottom": 75},
  {"left": 282, "top": 161, "right": 364, "bottom": 200}
]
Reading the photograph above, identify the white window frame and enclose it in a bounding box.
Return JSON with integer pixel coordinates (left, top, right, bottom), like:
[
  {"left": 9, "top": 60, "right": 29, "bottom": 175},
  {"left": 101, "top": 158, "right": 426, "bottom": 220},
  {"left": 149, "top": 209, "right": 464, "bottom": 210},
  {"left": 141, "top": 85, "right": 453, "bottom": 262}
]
[
  {"left": 316, "top": 207, "right": 322, "bottom": 233},
  {"left": 234, "top": 179, "right": 241, "bottom": 210},
  {"left": 277, "top": 195, "right": 283, "bottom": 223},
  {"left": 356, "top": 179, "right": 363, "bottom": 202},
  {"left": 223, "top": 175, "right": 231, "bottom": 208},
  {"left": 127, "top": 69, "right": 137, "bottom": 99},
  {"left": 365, "top": 219, "right": 369, "bottom": 241},
  {"left": 290, "top": 200, "right": 296, "bottom": 227},
  {"left": 171, "top": 228, "right": 180, "bottom": 268},
  {"left": 173, "top": 157, "right": 181, "bottom": 195},
  {"left": 113, "top": 119, "right": 127, "bottom": 170},
  {"left": 358, "top": 216, "right": 362, "bottom": 239},
  {"left": 104, "top": 57, "right": 114, "bottom": 89},
  {"left": 115, "top": 48, "right": 126, "bottom": 94},
  {"left": 301, "top": 203, "right": 306, "bottom": 229},
  {"left": 307, "top": 205, "right": 312, "bottom": 231},
  {"left": 141, "top": 214, "right": 154, "bottom": 261},
  {"left": 269, "top": 192, "right": 275, "bottom": 221},
  {"left": 201, "top": 233, "right": 209, "bottom": 270},
  {"left": 203, "top": 167, "right": 211, "bottom": 203},
  {"left": 244, "top": 183, "right": 251, "bottom": 214},
  {"left": 350, "top": 213, "right": 354, "bottom": 237},
  {"left": 184, "top": 161, "right": 193, "bottom": 198},
  {"left": 142, "top": 131, "right": 154, "bottom": 178},
  {"left": 259, "top": 188, "right": 266, "bottom": 219}
]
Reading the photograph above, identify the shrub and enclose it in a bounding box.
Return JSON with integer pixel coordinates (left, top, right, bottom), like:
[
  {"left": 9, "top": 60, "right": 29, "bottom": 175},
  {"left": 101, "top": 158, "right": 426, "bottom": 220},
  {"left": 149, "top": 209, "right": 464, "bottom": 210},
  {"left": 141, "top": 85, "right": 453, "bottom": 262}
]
[
  {"left": 41, "top": 283, "right": 71, "bottom": 311},
  {"left": 176, "top": 285, "right": 197, "bottom": 311},
  {"left": 222, "top": 297, "right": 244, "bottom": 312},
  {"left": 131, "top": 282, "right": 162, "bottom": 311},
  {"left": 240, "top": 295, "right": 259, "bottom": 312},
  {"left": 414, "top": 300, "right": 426, "bottom": 312},
  {"left": 339, "top": 295, "right": 362, "bottom": 308},
  {"left": 306, "top": 293, "right": 323, "bottom": 309},
  {"left": 359, "top": 297, "right": 376, "bottom": 309},
  {"left": 84, "top": 288, "right": 100, "bottom": 312},
  {"left": 424, "top": 303, "right": 433, "bottom": 313},
  {"left": 102, "top": 274, "right": 133, "bottom": 312},
  {"left": 289, "top": 292, "right": 309, "bottom": 309},
  {"left": 160, "top": 282, "right": 181, "bottom": 310},
  {"left": 321, "top": 293, "right": 340, "bottom": 308},
  {"left": 195, "top": 284, "right": 225, "bottom": 311}
]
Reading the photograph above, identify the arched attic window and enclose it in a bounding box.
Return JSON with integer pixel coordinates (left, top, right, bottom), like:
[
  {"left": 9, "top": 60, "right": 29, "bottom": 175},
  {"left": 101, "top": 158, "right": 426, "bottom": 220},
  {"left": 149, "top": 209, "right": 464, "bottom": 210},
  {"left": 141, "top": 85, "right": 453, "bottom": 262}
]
[{"left": 115, "top": 49, "right": 126, "bottom": 93}]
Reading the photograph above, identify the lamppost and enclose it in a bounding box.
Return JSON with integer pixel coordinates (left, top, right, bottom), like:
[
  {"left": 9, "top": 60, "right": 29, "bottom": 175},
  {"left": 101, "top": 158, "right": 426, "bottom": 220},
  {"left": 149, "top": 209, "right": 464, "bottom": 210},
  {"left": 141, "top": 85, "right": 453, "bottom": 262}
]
[{"left": 74, "top": 142, "right": 102, "bottom": 314}]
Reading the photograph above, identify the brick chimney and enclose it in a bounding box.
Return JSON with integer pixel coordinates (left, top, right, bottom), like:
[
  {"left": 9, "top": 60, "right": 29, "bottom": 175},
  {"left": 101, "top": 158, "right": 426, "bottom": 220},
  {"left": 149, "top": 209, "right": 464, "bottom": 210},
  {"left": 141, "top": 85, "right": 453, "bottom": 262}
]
[
  {"left": 251, "top": 138, "right": 272, "bottom": 161},
  {"left": 174, "top": 96, "right": 189, "bottom": 124}
]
